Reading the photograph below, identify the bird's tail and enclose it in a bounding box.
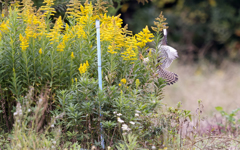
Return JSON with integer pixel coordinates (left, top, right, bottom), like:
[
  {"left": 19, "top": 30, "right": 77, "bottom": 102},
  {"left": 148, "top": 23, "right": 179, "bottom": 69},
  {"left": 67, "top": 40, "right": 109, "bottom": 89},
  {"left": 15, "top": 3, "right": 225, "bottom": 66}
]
[{"left": 157, "top": 67, "right": 178, "bottom": 85}]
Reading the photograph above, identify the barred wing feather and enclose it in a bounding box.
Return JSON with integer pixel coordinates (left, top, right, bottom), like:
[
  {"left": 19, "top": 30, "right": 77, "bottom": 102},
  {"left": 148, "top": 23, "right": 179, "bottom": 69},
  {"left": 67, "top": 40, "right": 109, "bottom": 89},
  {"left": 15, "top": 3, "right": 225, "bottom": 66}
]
[{"left": 157, "top": 66, "right": 178, "bottom": 85}]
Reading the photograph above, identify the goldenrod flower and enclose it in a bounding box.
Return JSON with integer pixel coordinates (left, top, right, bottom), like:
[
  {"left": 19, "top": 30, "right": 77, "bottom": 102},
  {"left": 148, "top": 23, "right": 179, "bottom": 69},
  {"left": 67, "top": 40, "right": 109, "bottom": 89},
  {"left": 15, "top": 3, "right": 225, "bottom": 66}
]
[
  {"left": 47, "top": 16, "right": 64, "bottom": 44},
  {"left": 121, "top": 36, "right": 138, "bottom": 61},
  {"left": 57, "top": 42, "right": 65, "bottom": 52},
  {"left": 0, "top": 20, "right": 9, "bottom": 33},
  {"left": 121, "top": 78, "right": 126, "bottom": 84},
  {"left": 135, "top": 26, "right": 154, "bottom": 48},
  {"left": 78, "top": 60, "right": 89, "bottom": 74},
  {"left": 136, "top": 79, "right": 140, "bottom": 88},
  {"left": 108, "top": 42, "right": 118, "bottom": 54},
  {"left": 100, "top": 14, "right": 125, "bottom": 52},
  {"left": 19, "top": 34, "right": 29, "bottom": 51},
  {"left": 86, "top": 60, "right": 89, "bottom": 67},
  {"left": 151, "top": 12, "right": 168, "bottom": 33},
  {"left": 71, "top": 52, "right": 75, "bottom": 59},
  {"left": 121, "top": 45, "right": 137, "bottom": 61},
  {"left": 74, "top": 24, "right": 86, "bottom": 39},
  {"left": 40, "top": 0, "right": 56, "bottom": 16},
  {"left": 39, "top": 48, "right": 42, "bottom": 54}
]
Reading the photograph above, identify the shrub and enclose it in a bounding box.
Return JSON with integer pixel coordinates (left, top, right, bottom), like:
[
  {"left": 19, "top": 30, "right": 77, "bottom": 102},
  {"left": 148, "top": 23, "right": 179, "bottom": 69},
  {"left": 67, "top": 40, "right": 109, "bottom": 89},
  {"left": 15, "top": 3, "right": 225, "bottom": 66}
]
[
  {"left": 0, "top": 0, "right": 167, "bottom": 130},
  {"left": 0, "top": 0, "right": 171, "bottom": 149}
]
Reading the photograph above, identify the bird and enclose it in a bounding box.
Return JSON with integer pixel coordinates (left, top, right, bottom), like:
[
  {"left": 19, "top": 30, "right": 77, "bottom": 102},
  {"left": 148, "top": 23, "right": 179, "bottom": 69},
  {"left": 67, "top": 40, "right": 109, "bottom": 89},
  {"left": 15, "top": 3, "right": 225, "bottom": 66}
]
[{"left": 145, "top": 28, "right": 179, "bottom": 85}]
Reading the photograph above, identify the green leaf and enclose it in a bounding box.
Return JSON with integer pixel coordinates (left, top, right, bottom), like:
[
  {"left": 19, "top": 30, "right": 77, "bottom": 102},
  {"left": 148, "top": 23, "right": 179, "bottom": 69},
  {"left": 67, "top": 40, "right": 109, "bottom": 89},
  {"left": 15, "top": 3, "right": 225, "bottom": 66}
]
[{"left": 215, "top": 106, "right": 223, "bottom": 111}]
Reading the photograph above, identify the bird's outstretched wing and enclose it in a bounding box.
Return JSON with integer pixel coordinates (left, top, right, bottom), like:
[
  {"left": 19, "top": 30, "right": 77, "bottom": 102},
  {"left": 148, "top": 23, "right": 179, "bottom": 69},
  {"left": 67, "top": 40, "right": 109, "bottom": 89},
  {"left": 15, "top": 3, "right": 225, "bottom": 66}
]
[{"left": 158, "top": 44, "right": 178, "bottom": 69}]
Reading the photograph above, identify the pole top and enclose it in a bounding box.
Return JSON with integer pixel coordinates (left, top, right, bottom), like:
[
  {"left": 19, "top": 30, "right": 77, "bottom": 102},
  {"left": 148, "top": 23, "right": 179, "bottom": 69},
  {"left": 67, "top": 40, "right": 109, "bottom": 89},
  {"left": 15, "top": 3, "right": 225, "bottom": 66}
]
[{"left": 96, "top": 20, "right": 100, "bottom": 28}]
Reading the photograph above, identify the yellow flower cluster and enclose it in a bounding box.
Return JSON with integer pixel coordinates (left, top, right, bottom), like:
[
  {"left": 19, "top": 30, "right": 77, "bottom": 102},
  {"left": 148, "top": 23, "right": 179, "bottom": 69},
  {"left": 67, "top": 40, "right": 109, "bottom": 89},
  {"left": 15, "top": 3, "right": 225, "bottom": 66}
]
[
  {"left": 100, "top": 14, "right": 141, "bottom": 61},
  {"left": 0, "top": 20, "right": 9, "bottom": 41},
  {"left": 57, "top": 42, "right": 65, "bottom": 52},
  {"left": 151, "top": 12, "right": 168, "bottom": 33},
  {"left": 20, "top": 0, "right": 41, "bottom": 39},
  {"left": 39, "top": 48, "right": 43, "bottom": 54},
  {"left": 39, "top": 0, "right": 56, "bottom": 17},
  {"left": 121, "top": 36, "right": 138, "bottom": 61},
  {"left": 78, "top": 60, "right": 89, "bottom": 74},
  {"left": 71, "top": 52, "right": 75, "bottom": 59},
  {"left": 56, "top": 29, "right": 71, "bottom": 52},
  {"left": 135, "top": 79, "right": 140, "bottom": 88},
  {"left": 47, "top": 16, "right": 64, "bottom": 44},
  {"left": 101, "top": 14, "right": 124, "bottom": 54},
  {"left": 0, "top": 20, "right": 9, "bottom": 33},
  {"left": 135, "top": 26, "right": 154, "bottom": 48},
  {"left": 121, "top": 78, "right": 127, "bottom": 84},
  {"left": 19, "top": 34, "right": 29, "bottom": 51},
  {"left": 74, "top": 24, "right": 87, "bottom": 39},
  {"left": 67, "top": 1, "right": 95, "bottom": 39},
  {"left": 100, "top": 14, "right": 154, "bottom": 61}
]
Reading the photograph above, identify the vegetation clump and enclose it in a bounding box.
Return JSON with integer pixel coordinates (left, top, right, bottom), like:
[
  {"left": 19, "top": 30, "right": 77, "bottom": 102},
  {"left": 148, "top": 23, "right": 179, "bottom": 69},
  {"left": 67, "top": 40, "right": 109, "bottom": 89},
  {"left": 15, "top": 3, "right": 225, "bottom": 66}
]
[{"left": 0, "top": 0, "right": 240, "bottom": 149}]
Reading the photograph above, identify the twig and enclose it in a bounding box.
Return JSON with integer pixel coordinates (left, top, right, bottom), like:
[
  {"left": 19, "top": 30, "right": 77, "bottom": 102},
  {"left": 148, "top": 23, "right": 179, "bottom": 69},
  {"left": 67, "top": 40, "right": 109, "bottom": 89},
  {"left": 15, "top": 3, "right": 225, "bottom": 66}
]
[
  {"left": 110, "top": 126, "right": 117, "bottom": 146},
  {"left": 36, "top": 87, "right": 49, "bottom": 132}
]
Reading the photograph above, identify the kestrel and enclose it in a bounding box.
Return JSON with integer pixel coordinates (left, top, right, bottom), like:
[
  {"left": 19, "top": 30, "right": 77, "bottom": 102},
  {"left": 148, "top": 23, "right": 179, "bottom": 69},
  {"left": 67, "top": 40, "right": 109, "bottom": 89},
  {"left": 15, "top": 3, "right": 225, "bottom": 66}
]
[{"left": 145, "top": 28, "right": 179, "bottom": 85}]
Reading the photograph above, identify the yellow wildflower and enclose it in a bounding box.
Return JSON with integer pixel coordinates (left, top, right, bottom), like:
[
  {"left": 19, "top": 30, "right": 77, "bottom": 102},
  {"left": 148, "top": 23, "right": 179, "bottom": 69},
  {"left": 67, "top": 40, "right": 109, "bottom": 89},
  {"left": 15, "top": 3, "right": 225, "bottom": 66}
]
[
  {"left": 39, "top": 48, "right": 43, "bottom": 54},
  {"left": 78, "top": 61, "right": 89, "bottom": 74},
  {"left": 100, "top": 14, "right": 125, "bottom": 50},
  {"left": 119, "top": 83, "right": 121, "bottom": 86},
  {"left": 71, "top": 52, "right": 75, "bottom": 59},
  {"left": 75, "top": 78, "right": 77, "bottom": 82},
  {"left": 151, "top": 12, "right": 168, "bottom": 33},
  {"left": 0, "top": 20, "right": 9, "bottom": 33},
  {"left": 135, "top": 26, "right": 154, "bottom": 48},
  {"left": 121, "top": 78, "right": 126, "bottom": 84},
  {"left": 121, "top": 45, "right": 137, "bottom": 61},
  {"left": 86, "top": 60, "right": 89, "bottom": 67},
  {"left": 19, "top": 34, "right": 29, "bottom": 51},
  {"left": 47, "top": 16, "right": 64, "bottom": 44},
  {"left": 121, "top": 36, "right": 138, "bottom": 61},
  {"left": 108, "top": 42, "right": 118, "bottom": 54},
  {"left": 40, "top": 0, "right": 56, "bottom": 16},
  {"left": 57, "top": 42, "right": 65, "bottom": 52},
  {"left": 136, "top": 79, "right": 140, "bottom": 88}
]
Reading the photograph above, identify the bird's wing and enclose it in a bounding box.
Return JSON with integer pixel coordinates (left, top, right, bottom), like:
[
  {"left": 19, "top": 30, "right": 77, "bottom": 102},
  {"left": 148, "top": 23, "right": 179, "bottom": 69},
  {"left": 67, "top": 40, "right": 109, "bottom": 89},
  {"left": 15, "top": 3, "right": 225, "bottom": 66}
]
[
  {"left": 157, "top": 66, "right": 178, "bottom": 85},
  {"left": 158, "top": 45, "right": 178, "bottom": 69}
]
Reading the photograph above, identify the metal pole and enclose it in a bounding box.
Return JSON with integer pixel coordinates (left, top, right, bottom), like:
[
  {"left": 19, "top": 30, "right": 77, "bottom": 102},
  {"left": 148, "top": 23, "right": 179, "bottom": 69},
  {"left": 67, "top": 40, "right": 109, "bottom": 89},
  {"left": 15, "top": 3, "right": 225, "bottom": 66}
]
[{"left": 96, "top": 20, "right": 105, "bottom": 149}]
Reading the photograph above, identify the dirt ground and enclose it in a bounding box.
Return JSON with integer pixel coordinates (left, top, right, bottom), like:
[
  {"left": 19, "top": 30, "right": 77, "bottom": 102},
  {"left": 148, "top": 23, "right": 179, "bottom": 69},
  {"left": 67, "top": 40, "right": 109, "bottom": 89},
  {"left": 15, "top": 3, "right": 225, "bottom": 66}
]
[{"left": 162, "top": 60, "right": 240, "bottom": 115}]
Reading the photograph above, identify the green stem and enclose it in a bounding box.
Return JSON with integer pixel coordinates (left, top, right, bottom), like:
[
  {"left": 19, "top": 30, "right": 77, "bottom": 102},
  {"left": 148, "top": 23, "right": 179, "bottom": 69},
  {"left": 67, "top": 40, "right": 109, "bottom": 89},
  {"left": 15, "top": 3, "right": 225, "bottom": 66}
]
[
  {"left": 24, "top": 51, "right": 30, "bottom": 86},
  {"left": 70, "top": 59, "right": 73, "bottom": 87},
  {"left": 32, "top": 39, "right": 36, "bottom": 82}
]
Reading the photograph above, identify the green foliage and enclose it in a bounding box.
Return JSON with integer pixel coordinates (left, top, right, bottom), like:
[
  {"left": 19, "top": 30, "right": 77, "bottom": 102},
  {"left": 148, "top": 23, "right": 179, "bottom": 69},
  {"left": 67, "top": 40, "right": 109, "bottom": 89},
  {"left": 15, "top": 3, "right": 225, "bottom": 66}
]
[
  {"left": 215, "top": 106, "right": 240, "bottom": 133},
  {"left": 2, "top": 87, "right": 84, "bottom": 150},
  {"left": 53, "top": 76, "right": 163, "bottom": 148},
  {"left": 116, "top": 133, "right": 139, "bottom": 150}
]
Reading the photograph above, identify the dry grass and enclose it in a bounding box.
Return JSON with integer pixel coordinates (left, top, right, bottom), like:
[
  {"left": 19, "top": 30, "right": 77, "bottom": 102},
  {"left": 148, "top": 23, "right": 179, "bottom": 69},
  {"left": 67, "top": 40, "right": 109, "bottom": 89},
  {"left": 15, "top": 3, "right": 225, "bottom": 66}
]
[{"left": 163, "top": 60, "right": 240, "bottom": 115}]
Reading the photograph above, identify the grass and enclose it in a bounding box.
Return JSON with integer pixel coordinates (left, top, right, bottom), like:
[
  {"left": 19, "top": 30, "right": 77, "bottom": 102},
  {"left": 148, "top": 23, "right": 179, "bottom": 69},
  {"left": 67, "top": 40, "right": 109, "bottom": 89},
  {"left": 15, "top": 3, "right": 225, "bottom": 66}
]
[{"left": 163, "top": 60, "right": 240, "bottom": 115}]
